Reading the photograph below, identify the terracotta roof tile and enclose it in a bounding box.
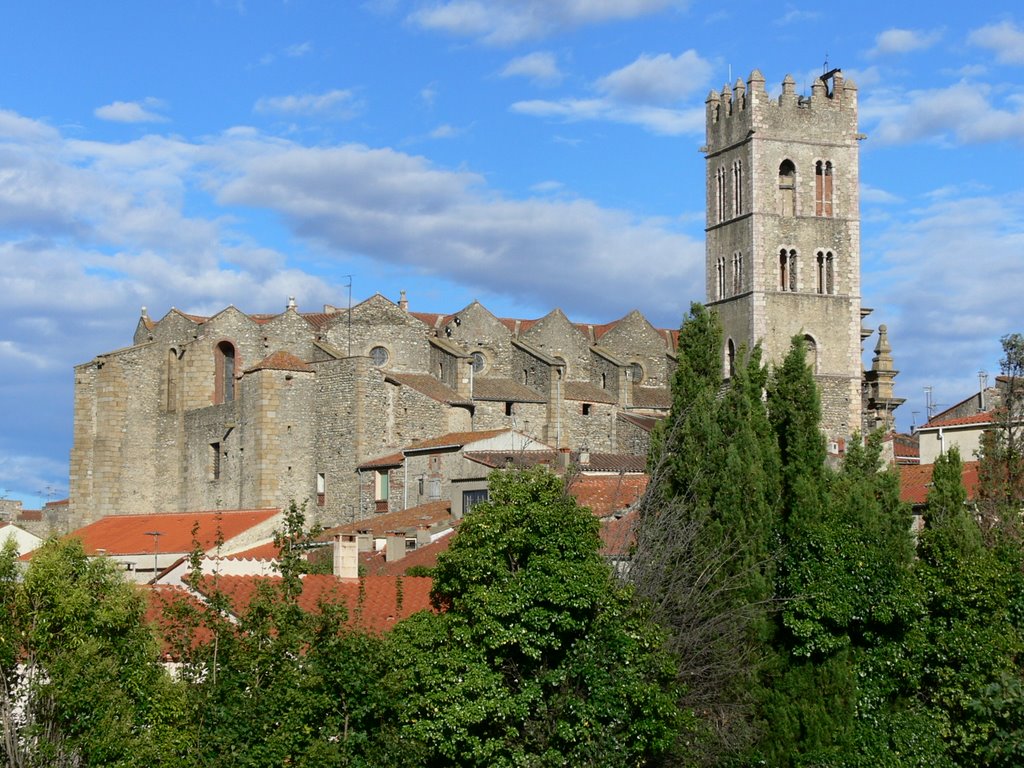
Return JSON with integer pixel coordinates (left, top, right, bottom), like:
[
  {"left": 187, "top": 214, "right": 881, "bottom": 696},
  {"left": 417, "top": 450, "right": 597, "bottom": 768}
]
[
  {"left": 618, "top": 412, "right": 663, "bottom": 432},
  {"left": 321, "top": 500, "right": 453, "bottom": 539},
  {"left": 404, "top": 429, "right": 511, "bottom": 452},
  {"left": 366, "top": 531, "right": 456, "bottom": 576},
  {"left": 245, "top": 350, "right": 314, "bottom": 374},
  {"left": 569, "top": 475, "right": 648, "bottom": 517},
  {"left": 563, "top": 381, "right": 617, "bottom": 404},
  {"left": 386, "top": 372, "right": 472, "bottom": 405},
  {"left": 922, "top": 411, "right": 995, "bottom": 429},
  {"left": 631, "top": 386, "right": 672, "bottom": 409},
  {"left": 899, "top": 461, "right": 980, "bottom": 506},
  {"left": 192, "top": 574, "right": 434, "bottom": 633},
  {"left": 599, "top": 509, "right": 637, "bottom": 557},
  {"left": 66, "top": 509, "right": 280, "bottom": 556},
  {"left": 357, "top": 451, "right": 405, "bottom": 470},
  {"left": 472, "top": 377, "right": 546, "bottom": 403}
]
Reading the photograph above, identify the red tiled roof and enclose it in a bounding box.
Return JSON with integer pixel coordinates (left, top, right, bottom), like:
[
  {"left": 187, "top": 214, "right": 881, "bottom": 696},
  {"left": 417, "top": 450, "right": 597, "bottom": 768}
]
[
  {"left": 599, "top": 509, "right": 636, "bottom": 557},
  {"left": 404, "top": 429, "right": 511, "bottom": 452},
  {"left": 386, "top": 372, "right": 472, "bottom": 406},
  {"left": 631, "top": 386, "right": 672, "bottom": 409},
  {"left": 225, "top": 540, "right": 282, "bottom": 561},
  {"left": 366, "top": 531, "right": 456, "bottom": 576},
  {"left": 472, "top": 377, "right": 547, "bottom": 403},
  {"left": 192, "top": 574, "right": 435, "bottom": 633},
  {"left": 563, "top": 381, "right": 617, "bottom": 404},
  {"left": 321, "top": 500, "right": 453, "bottom": 539},
  {"left": 899, "top": 461, "right": 980, "bottom": 506},
  {"left": 357, "top": 451, "right": 405, "bottom": 470},
  {"left": 618, "top": 412, "right": 664, "bottom": 432},
  {"left": 922, "top": 411, "right": 994, "bottom": 429},
  {"left": 66, "top": 509, "right": 280, "bottom": 556},
  {"left": 245, "top": 350, "right": 314, "bottom": 374},
  {"left": 569, "top": 475, "right": 649, "bottom": 517}
]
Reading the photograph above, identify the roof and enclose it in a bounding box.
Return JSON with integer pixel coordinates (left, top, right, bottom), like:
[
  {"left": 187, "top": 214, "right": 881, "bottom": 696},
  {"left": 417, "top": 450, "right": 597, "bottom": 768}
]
[
  {"left": 357, "top": 451, "right": 405, "bottom": 470},
  {"left": 563, "top": 381, "right": 617, "bottom": 404},
  {"left": 922, "top": 411, "right": 995, "bottom": 429},
  {"left": 66, "top": 509, "right": 280, "bottom": 556},
  {"left": 463, "top": 451, "right": 645, "bottom": 474},
  {"left": 472, "top": 377, "right": 547, "bottom": 403},
  {"left": 192, "top": 574, "right": 434, "bottom": 633},
  {"left": 569, "top": 474, "right": 649, "bottom": 517},
  {"left": 599, "top": 509, "right": 637, "bottom": 557},
  {"left": 899, "top": 461, "right": 980, "bottom": 506},
  {"left": 362, "top": 529, "right": 456, "bottom": 576},
  {"left": 403, "top": 429, "right": 511, "bottom": 452},
  {"left": 321, "top": 500, "right": 453, "bottom": 539},
  {"left": 245, "top": 350, "right": 314, "bottom": 374},
  {"left": 618, "top": 412, "right": 664, "bottom": 432},
  {"left": 631, "top": 386, "right": 672, "bottom": 409},
  {"left": 385, "top": 372, "right": 473, "bottom": 406}
]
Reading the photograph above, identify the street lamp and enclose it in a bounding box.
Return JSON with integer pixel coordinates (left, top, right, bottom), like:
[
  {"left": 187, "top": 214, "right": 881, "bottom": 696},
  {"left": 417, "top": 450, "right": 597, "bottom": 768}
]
[{"left": 144, "top": 531, "right": 163, "bottom": 579}]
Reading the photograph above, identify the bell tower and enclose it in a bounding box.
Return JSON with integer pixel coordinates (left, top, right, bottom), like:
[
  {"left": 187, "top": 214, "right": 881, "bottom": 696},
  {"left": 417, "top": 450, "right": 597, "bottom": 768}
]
[{"left": 704, "top": 68, "right": 864, "bottom": 440}]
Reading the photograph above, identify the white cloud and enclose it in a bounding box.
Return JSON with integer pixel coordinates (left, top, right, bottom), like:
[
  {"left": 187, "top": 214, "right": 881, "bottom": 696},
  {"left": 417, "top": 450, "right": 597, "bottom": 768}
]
[
  {"left": 408, "top": 0, "right": 683, "bottom": 45},
  {"left": 596, "top": 50, "right": 712, "bottom": 104},
  {"left": 94, "top": 98, "right": 168, "bottom": 123},
  {"left": 773, "top": 5, "right": 819, "bottom": 25},
  {"left": 969, "top": 20, "right": 1024, "bottom": 65},
  {"left": 862, "top": 81, "right": 1024, "bottom": 145},
  {"left": 284, "top": 41, "right": 313, "bottom": 57},
  {"left": 510, "top": 49, "right": 711, "bottom": 135},
  {"left": 254, "top": 89, "right": 362, "bottom": 118},
  {"left": 500, "top": 51, "right": 563, "bottom": 85},
  {"left": 868, "top": 27, "right": 942, "bottom": 57}
]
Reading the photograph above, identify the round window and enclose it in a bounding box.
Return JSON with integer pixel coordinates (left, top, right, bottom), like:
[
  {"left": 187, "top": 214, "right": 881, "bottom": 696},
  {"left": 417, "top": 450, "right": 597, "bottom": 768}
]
[
  {"left": 471, "top": 351, "right": 486, "bottom": 373},
  {"left": 629, "top": 362, "right": 644, "bottom": 384},
  {"left": 370, "top": 346, "right": 389, "bottom": 367}
]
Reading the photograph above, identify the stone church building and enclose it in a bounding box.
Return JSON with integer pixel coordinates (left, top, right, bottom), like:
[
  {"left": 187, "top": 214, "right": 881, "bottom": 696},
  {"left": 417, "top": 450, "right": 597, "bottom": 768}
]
[{"left": 68, "top": 67, "right": 901, "bottom": 528}]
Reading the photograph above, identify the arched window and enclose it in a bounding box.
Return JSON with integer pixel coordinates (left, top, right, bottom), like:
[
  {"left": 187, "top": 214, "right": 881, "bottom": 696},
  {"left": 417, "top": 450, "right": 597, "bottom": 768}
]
[
  {"left": 470, "top": 351, "right": 486, "bottom": 373},
  {"left": 778, "top": 160, "right": 796, "bottom": 216},
  {"left": 815, "top": 160, "right": 833, "bottom": 216},
  {"left": 732, "top": 159, "right": 743, "bottom": 215},
  {"left": 716, "top": 167, "right": 726, "bottom": 223},
  {"left": 601, "top": 372, "right": 607, "bottom": 389},
  {"left": 826, "top": 251, "right": 835, "bottom": 294},
  {"left": 779, "top": 248, "right": 796, "bottom": 292},
  {"left": 727, "top": 339, "right": 736, "bottom": 379},
  {"left": 716, "top": 256, "right": 726, "bottom": 299},
  {"left": 804, "top": 335, "right": 818, "bottom": 373},
  {"left": 215, "top": 341, "right": 236, "bottom": 404},
  {"left": 166, "top": 348, "right": 178, "bottom": 412},
  {"left": 629, "top": 362, "right": 644, "bottom": 384},
  {"left": 732, "top": 251, "right": 743, "bottom": 294},
  {"left": 816, "top": 251, "right": 825, "bottom": 294}
]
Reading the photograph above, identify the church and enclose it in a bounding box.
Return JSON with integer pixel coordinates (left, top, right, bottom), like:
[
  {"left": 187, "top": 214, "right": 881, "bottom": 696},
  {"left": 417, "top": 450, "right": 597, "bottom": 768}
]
[{"left": 67, "top": 68, "right": 901, "bottom": 528}]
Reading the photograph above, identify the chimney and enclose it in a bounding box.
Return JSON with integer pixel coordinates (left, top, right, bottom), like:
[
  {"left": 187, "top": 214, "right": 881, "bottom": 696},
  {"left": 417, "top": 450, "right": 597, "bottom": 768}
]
[
  {"left": 385, "top": 531, "right": 407, "bottom": 562},
  {"left": 579, "top": 445, "right": 590, "bottom": 467},
  {"left": 333, "top": 533, "right": 359, "bottom": 579},
  {"left": 398, "top": 290, "right": 409, "bottom": 312}
]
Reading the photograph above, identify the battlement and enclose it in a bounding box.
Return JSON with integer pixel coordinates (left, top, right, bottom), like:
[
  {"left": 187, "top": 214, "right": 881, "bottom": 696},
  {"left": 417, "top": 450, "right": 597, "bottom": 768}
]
[{"left": 705, "top": 68, "right": 858, "bottom": 151}]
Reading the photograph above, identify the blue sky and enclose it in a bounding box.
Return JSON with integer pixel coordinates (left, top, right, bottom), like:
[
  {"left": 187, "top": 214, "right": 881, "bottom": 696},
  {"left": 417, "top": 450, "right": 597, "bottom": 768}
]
[{"left": 2, "top": 0, "right": 1024, "bottom": 507}]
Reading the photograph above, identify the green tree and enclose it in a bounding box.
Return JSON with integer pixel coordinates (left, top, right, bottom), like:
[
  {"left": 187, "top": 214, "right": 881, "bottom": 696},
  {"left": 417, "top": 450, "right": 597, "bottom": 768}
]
[
  {"left": 390, "top": 467, "right": 681, "bottom": 767},
  {"left": 0, "top": 538, "right": 176, "bottom": 768}
]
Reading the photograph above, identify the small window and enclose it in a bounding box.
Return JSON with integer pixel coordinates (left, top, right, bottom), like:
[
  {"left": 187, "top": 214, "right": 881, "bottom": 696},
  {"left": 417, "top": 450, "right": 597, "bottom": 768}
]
[
  {"left": 732, "top": 160, "right": 743, "bottom": 215},
  {"left": 215, "top": 341, "right": 236, "bottom": 403},
  {"left": 804, "top": 335, "right": 818, "bottom": 373},
  {"left": 601, "top": 372, "right": 607, "bottom": 389},
  {"left": 629, "top": 362, "right": 644, "bottom": 384},
  {"left": 727, "top": 339, "right": 736, "bottom": 379},
  {"left": 463, "top": 488, "right": 488, "bottom": 516},
  {"left": 582, "top": 403, "right": 592, "bottom": 416},
  {"left": 427, "top": 478, "right": 441, "bottom": 500},
  {"left": 778, "top": 160, "right": 796, "bottom": 217},
  {"left": 779, "top": 249, "right": 796, "bottom": 292},
  {"left": 316, "top": 472, "right": 326, "bottom": 506},
  {"left": 505, "top": 401, "right": 514, "bottom": 416},
  {"left": 716, "top": 256, "right": 726, "bottom": 300},
  {"left": 374, "top": 470, "right": 389, "bottom": 502},
  {"left": 715, "top": 167, "right": 726, "bottom": 223},
  {"left": 815, "top": 160, "right": 833, "bottom": 217},
  {"left": 211, "top": 442, "right": 221, "bottom": 480},
  {"left": 470, "top": 351, "right": 486, "bottom": 373},
  {"left": 370, "top": 346, "right": 389, "bottom": 367},
  {"left": 732, "top": 251, "right": 743, "bottom": 294}
]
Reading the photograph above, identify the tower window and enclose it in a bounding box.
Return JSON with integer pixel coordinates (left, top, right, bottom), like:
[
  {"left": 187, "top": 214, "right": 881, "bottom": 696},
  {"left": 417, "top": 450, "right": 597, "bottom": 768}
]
[
  {"left": 816, "top": 250, "right": 836, "bottom": 294},
  {"left": 716, "top": 167, "right": 726, "bottom": 223},
  {"left": 779, "top": 249, "right": 797, "bottom": 292},
  {"left": 582, "top": 403, "right": 592, "bottom": 416},
  {"left": 727, "top": 338, "right": 736, "bottom": 379},
  {"left": 804, "top": 335, "right": 818, "bottom": 373},
  {"left": 215, "top": 341, "right": 236, "bottom": 404},
  {"left": 166, "top": 348, "right": 178, "bottom": 412},
  {"left": 211, "top": 442, "right": 221, "bottom": 480},
  {"left": 815, "top": 160, "right": 834, "bottom": 217},
  {"left": 716, "top": 256, "right": 726, "bottom": 300},
  {"left": 778, "top": 160, "right": 796, "bottom": 217},
  {"left": 732, "top": 251, "right": 743, "bottom": 294},
  {"left": 732, "top": 160, "right": 743, "bottom": 215}
]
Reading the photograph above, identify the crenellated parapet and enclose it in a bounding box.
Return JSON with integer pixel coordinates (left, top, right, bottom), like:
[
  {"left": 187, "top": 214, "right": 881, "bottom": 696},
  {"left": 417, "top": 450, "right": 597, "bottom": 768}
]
[{"left": 705, "top": 68, "right": 858, "bottom": 153}]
